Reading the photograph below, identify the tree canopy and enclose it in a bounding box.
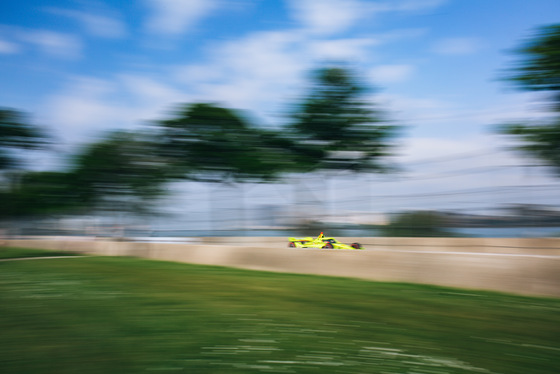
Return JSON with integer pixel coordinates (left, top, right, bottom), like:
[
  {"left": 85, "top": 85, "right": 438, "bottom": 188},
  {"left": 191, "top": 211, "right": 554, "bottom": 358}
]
[
  {"left": 0, "top": 66, "right": 400, "bottom": 222},
  {"left": 0, "top": 171, "right": 85, "bottom": 219},
  {"left": 504, "top": 24, "right": 560, "bottom": 111},
  {"left": 0, "top": 108, "right": 47, "bottom": 170},
  {"left": 155, "top": 103, "right": 292, "bottom": 183},
  {"left": 69, "top": 131, "right": 167, "bottom": 214},
  {"left": 289, "top": 67, "right": 398, "bottom": 172},
  {"left": 380, "top": 211, "right": 456, "bottom": 237},
  {"left": 1, "top": 130, "right": 169, "bottom": 219},
  {"left": 499, "top": 24, "right": 560, "bottom": 175}
]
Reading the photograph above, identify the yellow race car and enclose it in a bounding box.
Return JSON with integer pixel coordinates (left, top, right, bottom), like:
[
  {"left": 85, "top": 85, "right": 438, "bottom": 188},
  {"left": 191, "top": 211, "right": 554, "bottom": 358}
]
[{"left": 288, "top": 232, "right": 363, "bottom": 249}]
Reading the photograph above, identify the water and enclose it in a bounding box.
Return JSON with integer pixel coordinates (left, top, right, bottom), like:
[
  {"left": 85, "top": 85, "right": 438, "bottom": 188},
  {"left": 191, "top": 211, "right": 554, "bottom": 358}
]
[
  {"left": 451, "top": 226, "right": 560, "bottom": 238},
  {"left": 133, "top": 227, "right": 560, "bottom": 238},
  {"left": 13, "top": 226, "right": 560, "bottom": 238}
]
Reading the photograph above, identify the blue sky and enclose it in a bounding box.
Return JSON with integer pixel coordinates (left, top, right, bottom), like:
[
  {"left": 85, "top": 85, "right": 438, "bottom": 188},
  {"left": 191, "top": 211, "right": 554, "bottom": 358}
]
[
  {"left": 1, "top": 0, "right": 560, "bottom": 223},
  {"left": 2, "top": 0, "right": 558, "bottom": 143}
]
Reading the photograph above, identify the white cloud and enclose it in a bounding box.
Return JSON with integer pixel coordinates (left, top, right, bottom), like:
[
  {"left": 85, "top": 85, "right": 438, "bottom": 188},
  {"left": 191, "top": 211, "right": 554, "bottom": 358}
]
[
  {"left": 287, "top": 0, "right": 367, "bottom": 35},
  {"left": 33, "top": 0, "right": 452, "bottom": 149},
  {"left": 388, "top": 135, "right": 535, "bottom": 198},
  {"left": 45, "top": 7, "right": 127, "bottom": 38},
  {"left": 377, "top": 93, "right": 455, "bottom": 122},
  {"left": 143, "top": 0, "right": 219, "bottom": 35},
  {"left": 20, "top": 30, "right": 82, "bottom": 59},
  {"left": 175, "top": 64, "right": 223, "bottom": 84},
  {"left": 391, "top": 0, "right": 448, "bottom": 12},
  {"left": 119, "top": 74, "right": 187, "bottom": 108},
  {"left": 331, "top": 134, "right": 550, "bottom": 215},
  {"left": 43, "top": 82, "right": 123, "bottom": 147},
  {"left": 381, "top": 91, "right": 552, "bottom": 130},
  {"left": 34, "top": 0, "right": 450, "bottom": 142},
  {"left": 40, "top": 29, "right": 311, "bottom": 144},
  {"left": 399, "top": 136, "right": 490, "bottom": 163},
  {"left": 0, "top": 39, "right": 20, "bottom": 54},
  {"left": 172, "top": 26, "right": 423, "bottom": 124},
  {"left": 369, "top": 64, "right": 414, "bottom": 84},
  {"left": 309, "top": 38, "right": 380, "bottom": 60},
  {"left": 45, "top": 77, "right": 120, "bottom": 131},
  {"left": 42, "top": 74, "right": 192, "bottom": 144},
  {"left": 173, "top": 30, "right": 308, "bottom": 116},
  {"left": 432, "top": 37, "right": 479, "bottom": 55},
  {"left": 287, "top": 0, "right": 447, "bottom": 35}
]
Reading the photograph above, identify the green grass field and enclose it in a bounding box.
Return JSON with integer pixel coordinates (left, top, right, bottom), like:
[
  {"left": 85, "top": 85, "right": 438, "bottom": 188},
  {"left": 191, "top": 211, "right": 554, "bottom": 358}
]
[
  {"left": 1, "top": 247, "right": 559, "bottom": 374},
  {"left": 0, "top": 247, "right": 80, "bottom": 260}
]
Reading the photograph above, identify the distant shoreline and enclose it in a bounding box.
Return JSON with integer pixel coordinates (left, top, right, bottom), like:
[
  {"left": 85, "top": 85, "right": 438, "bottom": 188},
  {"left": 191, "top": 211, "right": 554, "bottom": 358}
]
[{"left": 6, "top": 226, "right": 560, "bottom": 238}]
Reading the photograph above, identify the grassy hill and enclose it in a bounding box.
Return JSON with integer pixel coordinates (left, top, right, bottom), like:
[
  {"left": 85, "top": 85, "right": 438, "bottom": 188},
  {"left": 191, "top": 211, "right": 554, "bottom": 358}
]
[{"left": 1, "top": 247, "right": 559, "bottom": 373}]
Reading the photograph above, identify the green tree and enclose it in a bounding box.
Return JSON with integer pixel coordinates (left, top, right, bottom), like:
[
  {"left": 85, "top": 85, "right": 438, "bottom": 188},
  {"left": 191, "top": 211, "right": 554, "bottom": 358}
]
[
  {"left": 156, "top": 103, "right": 291, "bottom": 182},
  {"left": 499, "top": 24, "right": 560, "bottom": 174},
  {"left": 0, "top": 171, "right": 86, "bottom": 219},
  {"left": 155, "top": 103, "right": 298, "bottom": 231},
  {"left": 290, "top": 66, "right": 398, "bottom": 172},
  {"left": 1, "top": 131, "right": 167, "bottom": 223},
  {"left": 504, "top": 24, "right": 560, "bottom": 111},
  {"left": 287, "top": 66, "right": 398, "bottom": 224},
  {"left": 380, "top": 211, "right": 455, "bottom": 237},
  {"left": 0, "top": 108, "right": 51, "bottom": 220},
  {"left": 70, "top": 131, "right": 167, "bottom": 215},
  {"left": 500, "top": 121, "right": 560, "bottom": 174},
  {"left": 0, "top": 108, "right": 47, "bottom": 171}
]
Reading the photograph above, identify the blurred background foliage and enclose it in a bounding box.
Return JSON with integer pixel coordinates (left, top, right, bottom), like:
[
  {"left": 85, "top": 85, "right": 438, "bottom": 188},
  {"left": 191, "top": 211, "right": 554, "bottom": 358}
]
[
  {"left": 2, "top": 21, "right": 560, "bottom": 236},
  {"left": 0, "top": 65, "right": 399, "bottom": 223},
  {"left": 380, "top": 211, "right": 457, "bottom": 237},
  {"left": 499, "top": 24, "right": 560, "bottom": 174},
  {"left": 0, "top": 108, "right": 48, "bottom": 171},
  {"left": 155, "top": 103, "right": 296, "bottom": 182},
  {"left": 290, "top": 66, "right": 398, "bottom": 172}
]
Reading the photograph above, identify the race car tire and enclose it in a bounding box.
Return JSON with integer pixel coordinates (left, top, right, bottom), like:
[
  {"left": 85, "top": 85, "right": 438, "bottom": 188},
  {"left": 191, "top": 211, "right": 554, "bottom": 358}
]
[
  {"left": 288, "top": 242, "right": 296, "bottom": 247},
  {"left": 322, "top": 243, "right": 334, "bottom": 249},
  {"left": 351, "top": 243, "right": 361, "bottom": 249}
]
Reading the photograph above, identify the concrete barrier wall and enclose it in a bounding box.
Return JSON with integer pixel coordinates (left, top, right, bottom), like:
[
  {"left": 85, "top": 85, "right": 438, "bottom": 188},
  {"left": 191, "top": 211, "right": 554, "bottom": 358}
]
[
  {"left": 201, "top": 236, "right": 560, "bottom": 254},
  {"left": 2, "top": 237, "right": 559, "bottom": 298}
]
